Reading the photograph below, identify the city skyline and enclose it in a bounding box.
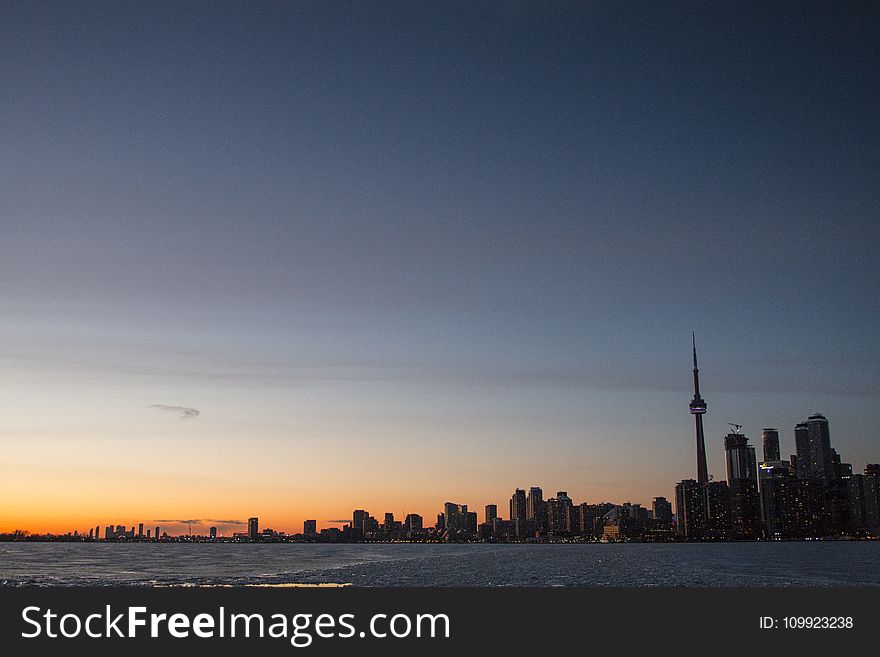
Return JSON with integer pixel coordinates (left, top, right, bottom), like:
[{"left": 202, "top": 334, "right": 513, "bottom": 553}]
[
  {"left": 2, "top": 4, "right": 879, "bottom": 535},
  {"left": 5, "top": 399, "right": 876, "bottom": 538}
]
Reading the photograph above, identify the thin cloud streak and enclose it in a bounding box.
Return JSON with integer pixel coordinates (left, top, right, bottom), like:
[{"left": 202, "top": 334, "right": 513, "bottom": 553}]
[{"left": 149, "top": 404, "right": 200, "bottom": 419}]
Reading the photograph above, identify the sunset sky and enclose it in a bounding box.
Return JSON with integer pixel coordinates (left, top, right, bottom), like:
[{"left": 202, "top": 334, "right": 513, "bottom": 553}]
[{"left": 2, "top": 2, "right": 879, "bottom": 535}]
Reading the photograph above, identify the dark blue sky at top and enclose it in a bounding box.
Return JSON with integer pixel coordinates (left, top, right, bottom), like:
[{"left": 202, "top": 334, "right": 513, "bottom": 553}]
[{"left": 1, "top": 1, "right": 879, "bottom": 485}]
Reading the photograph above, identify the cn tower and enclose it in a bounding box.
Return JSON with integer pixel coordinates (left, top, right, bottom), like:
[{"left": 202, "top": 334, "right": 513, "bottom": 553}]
[{"left": 689, "top": 333, "right": 709, "bottom": 486}]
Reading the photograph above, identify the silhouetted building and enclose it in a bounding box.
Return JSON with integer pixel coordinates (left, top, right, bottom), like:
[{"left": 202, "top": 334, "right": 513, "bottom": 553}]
[
  {"left": 352, "top": 510, "right": 368, "bottom": 539},
  {"left": 303, "top": 520, "right": 317, "bottom": 535},
  {"left": 364, "top": 515, "right": 379, "bottom": 535},
  {"left": 485, "top": 504, "right": 497, "bottom": 524},
  {"left": 444, "top": 502, "right": 472, "bottom": 539},
  {"left": 759, "top": 459, "right": 792, "bottom": 539},
  {"left": 209, "top": 526, "right": 217, "bottom": 540},
  {"left": 652, "top": 497, "right": 673, "bottom": 530},
  {"left": 526, "top": 487, "right": 545, "bottom": 532},
  {"left": 509, "top": 489, "right": 527, "bottom": 535},
  {"left": 796, "top": 414, "right": 834, "bottom": 480},
  {"left": 405, "top": 514, "right": 423, "bottom": 535},
  {"left": 546, "top": 492, "right": 572, "bottom": 535},
  {"left": 248, "top": 517, "right": 259, "bottom": 542},
  {"left": 675, "top": 479, "right": 705, "bottom": 540},
  {"left": 762, "top": 428, "right": 780, "bottom": 462},
  {"left": 705, "top": 480, "right": 731, "bottom": 539},
  {"left": 725, "top": 431, "right": 761, "bottom": 539},
  {"left": 465, "top": 511, "right": 478, "bottom": 537},
  {"left": 864, "top": 464, "right": 880, "bottom": 532}
]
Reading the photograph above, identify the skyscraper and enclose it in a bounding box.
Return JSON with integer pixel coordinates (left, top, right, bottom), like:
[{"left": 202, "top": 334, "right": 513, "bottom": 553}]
[
  {"left": 705, "top": 480, "right": 732, "bottom": 540},
  {"left": 509, "top": 488, "right": 527, "bottom": 537},
  {"left": 485, "top": 504, "right": 497, "bottom": 524},
  {"left": 443, "top": 502, "right": 470, "bottom": 538},
  {"left": 404, "top": 514, "right": 423, "bottom": 535},
  {"left": 526, "top": 486, "right": 545, "bottom": 532},
  {"left": 796, "top": 413, "right": 834, "bottom": 480},
  {"left": 652, "top": 497, "right": 673, "bottom": 531},
  {"left": 509, "top": 489, "right": 526, "bottom": 522},
  {"left": 675, "top": 479, "right": 705, "bottom": 540},
  {"left": 248, "top": 517, "right": 259, "bottom": 542},
  {"left": 725, "top": 431, "right": 761, "bottom": 539},
  {"left": 689, "top": 334, "right": 709, "bottom": 487},
  {"left": 303, "top": 520, "right": 317, "bottom": 535},
  {"left": 863, "top": 464, "right": 880, "bottom": 532},
  {"left": 546, "top": 493, "right": 571, "bottom": 535},
  {"left": 761, "top": 428, "right": 780, "bottom": 462}
]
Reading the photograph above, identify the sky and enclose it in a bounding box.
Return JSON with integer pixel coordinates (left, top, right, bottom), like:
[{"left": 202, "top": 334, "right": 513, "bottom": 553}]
[{"left": 1, "top": 1, "right": 879, "bottom": 535}]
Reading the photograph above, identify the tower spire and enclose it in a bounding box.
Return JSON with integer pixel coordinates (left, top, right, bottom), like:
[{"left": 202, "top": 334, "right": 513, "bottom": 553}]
[{"left": 689, "top": 334, "right": 709, "bottom": 486}]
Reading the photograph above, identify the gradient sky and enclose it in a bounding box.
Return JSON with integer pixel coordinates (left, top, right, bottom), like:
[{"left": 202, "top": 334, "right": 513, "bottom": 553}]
[{"left": 2, "top": 1, "right": 879, "bottom": 535}]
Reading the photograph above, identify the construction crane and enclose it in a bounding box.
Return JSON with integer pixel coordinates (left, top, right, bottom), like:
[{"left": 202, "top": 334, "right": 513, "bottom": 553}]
[{"left": 727, "top": 423, "right": 743, "bottom": 434}]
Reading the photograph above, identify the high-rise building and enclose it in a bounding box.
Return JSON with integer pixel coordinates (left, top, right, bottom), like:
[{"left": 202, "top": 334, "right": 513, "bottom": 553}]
[
  {"left": 795, "top": 414, "right": 834, "bottom": 480},
  {"left": 675, "top": 479, "right": 705, "bottom": 539},
  {"left": 138, "top": 523, "right": 144, "bottom": 538},
  {"left": 725, "top": 431, "right": 761, "bottom": 539},
  {"left": 405, "top": 514, "right": 423, "bottom": 535},
  {"left": 689, "top": 334, "right": 709, "bottom": 486},
  {"left": 863, "top": 464, "right": 880, "bottom": 532},
  {"left": 303, "top": 520, "right": 317, "bottom": 535},
  {"left": 652, "top": 497, "right": 673, "bottom": 530},
  {"left": 759, "top": 459, "right": 793, "bottom": 539},
  {"left": 352, "top": 509, "right": 368, "bottom": 539},
  {"left": 509, "top": 489, "right": 527, "bottom": 524},
  {"left": 762, "top": 428, "right": 780, "bottom": 462},
  {"left": 465, "top": 511, "right": 478, "bottom": 537},
  {"left": 155, "top": 526, "right": 160, "bottom": 541},
  {"left": 248, "top": 517, "right": 259, "bottom": 542},
  {"left": 705, "top": 480, "right": 731, "bottom": 539},
  {"left": 384, "top": 513, "right": 395, "bottom": 532},
  {"left": 485, "top": 504, "right": 497, "bottom": 524},
  {"left": 209, "top": 526, "right": 217, "bottom": 540},
  {"left": 546, "top": 492, "right": 573, "bottom": 535},
  {"left": 848, "top": 475, "right": 868, "bottom": 531},
  {"left": 510, "top": 488, "right": 527, "bottom": 538},
  {"left": 566, "top": 504, "right": 582, "bottom": 534},
  {"left": 444, "top": 502, "right": 470, "bottom": 537},
  {"left": 526, "top": 486, "right": 545, "bottom": 531}
]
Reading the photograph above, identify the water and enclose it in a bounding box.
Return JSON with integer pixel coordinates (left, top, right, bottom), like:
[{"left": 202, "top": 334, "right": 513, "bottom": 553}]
[{"left": 1, "top": 542, "right": 878, "bottom": 587}]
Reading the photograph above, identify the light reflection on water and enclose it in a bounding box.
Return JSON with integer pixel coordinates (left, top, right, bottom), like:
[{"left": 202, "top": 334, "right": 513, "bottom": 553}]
[{"left": 1, "top": 542, "right": 878, "bottom": 587}]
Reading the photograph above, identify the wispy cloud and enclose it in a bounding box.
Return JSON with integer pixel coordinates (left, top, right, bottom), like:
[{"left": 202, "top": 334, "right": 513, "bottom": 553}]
[
  {"left": 153, "top": 519, "right": 201, "bottom": 525},
  {"left": 206, "top": 519, "right": 246, "bottom": 525},
  {"left": 326, "top": 519, "right": 350, "bottom": 524},
  {"left": 149, "top": 404, "right": 200, "bottom": 419}
]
